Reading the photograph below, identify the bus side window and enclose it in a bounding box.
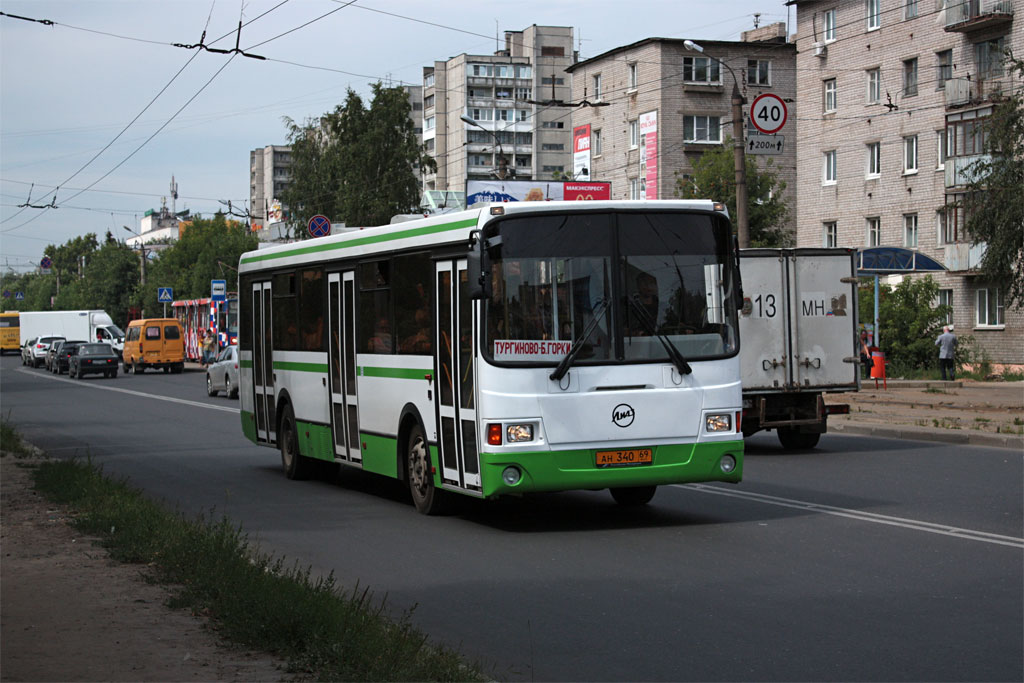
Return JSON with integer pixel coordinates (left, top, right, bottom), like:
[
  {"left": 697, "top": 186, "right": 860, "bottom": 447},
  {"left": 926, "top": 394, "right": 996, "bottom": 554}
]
[
  {"left": 394, "top": 253, "right": 433, "bottom": 355},
  {"left": 300, "top": 268, "right": 324, "bottom": 351},
  {"left": 359, "top": 261, "right": 391, "bottom": 354}
]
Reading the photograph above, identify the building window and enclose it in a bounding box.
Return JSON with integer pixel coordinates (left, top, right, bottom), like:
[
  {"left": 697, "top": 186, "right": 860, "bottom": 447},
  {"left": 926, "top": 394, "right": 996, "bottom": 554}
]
[
  {"left": 866, "top": 68, "right": 881, "bottom": 104},
  {"left": 904, "top": 135, "right": 918, "bottom": 173},
  {"left": 936, "top": 50, "right": 953, "bottom": 90},
  {"left": 629, "top": 119, "right": 639, "bottom": 148},
  {"left": 976, "top": 288, "right": 1005, "bottom": 327},
  {"left": 824, "top": 9, "right": 837, "bottom": 42},
  {"left": 823, "top": 221, "right": 838, "bottom": 247},
  {"left": 470, "top": 108, "right": 493, "bottom": 121},
  {"left": 823, "top": 150, "right": 837, "bottom": 184},
  {"left": 630, "top": 178, "right": 640, "bottom": 199},
  {"left": 903, "top": 58, "right": 918, "bottom": 97},
  {"left": 628, "top": 63, "right": 638, "bottom": 90},
  {"left": 423, "top": 94, "right": 434, "bottom": 109},
  {"left": 517, "top": 65, "right": 532, "bottom": 79},
  {"left": 866, "top": 217, "right": 881, "bottom": 246},
  {"left": 542, "top": 165, "right": 565, "bottom": 174},
  {"left": 540, "top": 46, "right": 564, "bottom": 57},
  {"left": 866, "top": 142, "right": 881, "bottom": 177},
  {"left": 593, "top": 129, "right": 602, "bottom": 156},
  {"left": 593, "top": 74, "right": 603, "bottom": 101},
  {"left": 424, "top": 116, "right": 435, "bottom": 131},
  {"left": 975, "top": 37, "right": 1006, "bottom": 78},
  {"left": 905, "top": 0, "right": 918, "bottom": 18},
  {"left": 541, "top": 120, "right": 564, "bottom": 129},
  {"left": 937, "top": 289, "right": 953, "bottom": 325},
  {"left": 824, "top": 78, "right": 837, "bottom": 113},
  {"left": 683, "top": 115, "right": 722, "bottom": 143},
  {"left": 683, "top": 56, "right": 721, "bottom": 84},
  {"left": 904, "top": 213, "right": 919, "bottom": 247},
  {"left": 936, "top": 130, "right": 947, "bottom": 170},
  {"left": 424, "top": 73, "right": 434, "bottom": 88},
  {"left": 541, "top": 143, "right": 564, "bottom": 151},
  {"left": 515, "top": 87, "right": 532, "bottom": 100},
  {"left": 747, "top": 59, "right": 771, "bottom": 86},
  {"left": 947, "top": 109, "right": 991, "bottom": 157},
  {"left": 866, "top": 0, "right": 881, "bottom": 29},
  {"left": 495, "top": 88, "right": 513, "bottom": 100},
  {"left": 469, "top": 154, "right": 490, "bottom": 166}
]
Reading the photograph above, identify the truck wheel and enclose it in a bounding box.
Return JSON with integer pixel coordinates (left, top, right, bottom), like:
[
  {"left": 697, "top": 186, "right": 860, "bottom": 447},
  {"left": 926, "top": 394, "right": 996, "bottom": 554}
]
[
  {"left": 777, "top": 428, "right": 821, "bottom": 450},
  {"left": 610, "top": 486, "right": 657, "bottom": 506},
  {"left": 279, "top": 404, "right": 311, "bottom": 480},
  {"left": 407, "top": 423, "right": 452, "bottom": 515}
]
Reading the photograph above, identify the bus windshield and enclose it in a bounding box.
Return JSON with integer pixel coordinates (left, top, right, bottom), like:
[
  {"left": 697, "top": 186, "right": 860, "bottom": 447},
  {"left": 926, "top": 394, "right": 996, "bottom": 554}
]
[{"left": 484, "top": 210, "right": 737, "bottom": 366}]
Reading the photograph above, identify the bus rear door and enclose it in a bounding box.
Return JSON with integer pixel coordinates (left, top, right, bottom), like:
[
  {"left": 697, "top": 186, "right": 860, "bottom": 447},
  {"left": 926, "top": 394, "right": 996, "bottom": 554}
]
[{"left": 327, "top": 272, "right": 361, "bottom": 463}]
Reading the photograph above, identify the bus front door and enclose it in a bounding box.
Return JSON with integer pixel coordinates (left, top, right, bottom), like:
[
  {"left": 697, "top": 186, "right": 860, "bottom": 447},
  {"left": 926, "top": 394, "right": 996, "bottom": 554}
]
[
  {"left": 328, "top": 272, "right": 361, "bottom": 463},
  {"left": 251, "top": 281, "right": 275, "bottom": 444},
  {"left": 434, "top": 261, "right": 481, "bottom": 492}
]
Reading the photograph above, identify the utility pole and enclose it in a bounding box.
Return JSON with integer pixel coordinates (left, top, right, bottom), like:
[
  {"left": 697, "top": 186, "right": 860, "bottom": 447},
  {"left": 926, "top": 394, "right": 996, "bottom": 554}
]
[
  {"left": 124, "top": 226, "right": 146, "bottom": 318},
  {"left": 684, "top": 40, "right": 750, "bottom": 247}
]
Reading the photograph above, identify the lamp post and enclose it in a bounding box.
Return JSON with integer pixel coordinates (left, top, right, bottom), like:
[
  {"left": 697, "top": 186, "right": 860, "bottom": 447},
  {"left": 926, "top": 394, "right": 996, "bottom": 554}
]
[
  {"left": 461, "top": 114, "right": 511, "bottom": 180},
  {"left": 684, "top": 40, "right": 749, "bottom": 248},
  {"left": 123, "top": 226, "right": 147, "bottom": 318}
]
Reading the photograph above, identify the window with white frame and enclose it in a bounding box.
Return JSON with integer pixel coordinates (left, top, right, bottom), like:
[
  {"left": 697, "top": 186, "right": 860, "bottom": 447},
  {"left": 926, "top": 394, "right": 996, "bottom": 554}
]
[
  {"left": 683, "top": 56, "right": 721, "bottom": 84},
  {"left": 469, "top": 154, "right": 490, "bottom": 166},
  {"left": 424, "top": 73, "right": 435, "bottom": 88},
  {"left": 516, "top": 109, "right": 528, "bottom": 122},
  {"left": 593, "top": 129, "right": 602, "bottom": 156},
  {"left": 904, "top": 135, "right": 918, "bottom": 173},
  {"left": 470, "top": 108, "right": 493, "bottom": 121},
  {"left": 628, "top": 63, "right": 638, "bottom": 90},
  {"left": 866, "top": 68, "right": 881, "bottom": 104},
  {"left": 424, "top": 116, "right": 435, "bottom": 131},
  {"left": 823, "top": 150, "right": 837, "bottom": 184},
  {"left": 903, "top": 57, "right": 918, "bottom": 96},
  {"left": 937, "top": 289, "right": 953, "bottom": 324},
  {"left": 747, "top": 59, "right": 771, "bottom": 86},
  {"left": 905, "top": 0, "right": 918, "bottom": 18},
  {"left": 593, "top": 74, "right": 603, "bottom": 101},
  {"left": 824, "top": 78, "right": 837, "bottom": 113},
  {"left": 629, "top": 119, "right": 639, "bottom": 148},
  {"left": 824, "top": 9, "right": 837, "bottom": 42},
  {"left": 515, "top": 87, "right": 532, "bottom": 100},
  {"left": 824, "top": 221, "right": 838, "bottom": 247},
  {"left": 976, "top": 287, "right": 1005, "bottom": 326},
  {"left": 683, "top": 115, "right": 722, "bottom": 143},
  {"left": 630, "top": 178, "right": 640, "bottom": 199},
  {"left": 866, "top": 0, "right": 881, "bottom": 29},
  {"left": 866, "top": 142, "right": 881, "bottom": 177},
  {"left": 517, "top": 65, "right": 532, "bottom": 78},
  {"left": 904, "top": 213, "right": 919, "bottom": 247},
  {"left": 866, "top": 217, "right": 881, "bottom": 246},
  {"left": 937, "top": 207, "right": 951, "bottom": 244},
  {"left": 936, "top": 130, "right": 947, "bottom": 169}
]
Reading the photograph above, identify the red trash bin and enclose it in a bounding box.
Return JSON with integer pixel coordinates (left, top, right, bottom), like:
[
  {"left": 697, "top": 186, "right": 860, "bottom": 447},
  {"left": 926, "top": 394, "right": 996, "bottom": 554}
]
[{"left": 869, "top": 348, "right": 886, "bottom": 389}]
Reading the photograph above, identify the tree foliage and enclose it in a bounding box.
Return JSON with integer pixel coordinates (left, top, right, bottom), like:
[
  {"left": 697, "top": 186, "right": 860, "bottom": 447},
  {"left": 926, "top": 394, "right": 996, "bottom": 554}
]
[
  {"left": 858, "top": 275, "right": 949, "bottom": 373},
  {"left": 673, "top": 138, "right": 792, "bottom": 247},
  {"left": 282, "top": 83, "right": 435, "bottom": 233},
  {"left": 962, "top": 52, "right": 1024, "bottom": 310}
]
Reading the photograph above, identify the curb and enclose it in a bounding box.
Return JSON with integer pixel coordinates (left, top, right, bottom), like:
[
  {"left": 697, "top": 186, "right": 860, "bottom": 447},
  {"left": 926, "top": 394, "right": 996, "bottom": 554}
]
[{"left": 830, "top": 420, "right": 1023, "bottom": 450}]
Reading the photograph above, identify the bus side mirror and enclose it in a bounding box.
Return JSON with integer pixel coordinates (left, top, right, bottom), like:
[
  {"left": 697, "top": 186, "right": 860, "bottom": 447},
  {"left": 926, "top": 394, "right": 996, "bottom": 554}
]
[{"left": 467, "top": 235, "right": 491, "bottom": 300}]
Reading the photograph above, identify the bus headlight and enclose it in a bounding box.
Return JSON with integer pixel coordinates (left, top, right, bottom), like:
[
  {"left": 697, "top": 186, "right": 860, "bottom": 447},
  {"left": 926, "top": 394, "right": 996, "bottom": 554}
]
[
  {"left": 705, "top": 413, "right": 733, "bottom": 432},
  {"left": 506, "top": 424, "right": 534, "bottom": 442},
  {"left": 719, "top": 454, "right": 737, "bottom": 473},
  {"left": 502, "top": 466, "right": 522, "bottom": 485}
]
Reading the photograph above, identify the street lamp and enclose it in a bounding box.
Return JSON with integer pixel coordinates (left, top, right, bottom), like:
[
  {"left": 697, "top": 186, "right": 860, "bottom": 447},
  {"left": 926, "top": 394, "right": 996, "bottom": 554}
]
[
  {"left": 123, "top": 225, "right": 147, "bottom": 318},
  {"left": 684, "top": 40, "right": 749, "bottom": 248},
  {"left": 461, "top": 114, "right": 511, "bottom": 180}
]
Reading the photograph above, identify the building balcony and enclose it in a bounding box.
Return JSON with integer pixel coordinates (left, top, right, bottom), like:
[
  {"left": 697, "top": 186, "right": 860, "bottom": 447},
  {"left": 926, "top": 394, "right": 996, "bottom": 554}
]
[
  {"left": 943, "top": 242, "right": 987, "bottom": 272},
  {"left": 945, "top": 153, "right": 991, "bottom": 188},
  {"left": 945, "top": 76, "right": 1013, "bottom": 108},
  {"left": 944, "top": 0, "right": 1013, "bottom": 32}
]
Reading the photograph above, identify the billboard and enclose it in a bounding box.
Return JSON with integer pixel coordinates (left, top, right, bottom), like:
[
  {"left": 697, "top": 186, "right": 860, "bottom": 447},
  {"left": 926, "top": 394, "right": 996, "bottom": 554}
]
[
  {"left": 467, "top": 180, "right": 610, "bottom": 205},
  {"left": 573, "top": 124, "right": 591, "bottom": 181},
  {"left": 639, "top": 111, "right": 658, "bottom": 199}
]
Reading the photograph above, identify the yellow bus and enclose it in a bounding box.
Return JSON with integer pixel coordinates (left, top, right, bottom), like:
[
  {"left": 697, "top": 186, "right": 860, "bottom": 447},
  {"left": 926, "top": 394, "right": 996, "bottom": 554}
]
[{"left": 0, "top": 311, "right": 20, "bottom": 355}]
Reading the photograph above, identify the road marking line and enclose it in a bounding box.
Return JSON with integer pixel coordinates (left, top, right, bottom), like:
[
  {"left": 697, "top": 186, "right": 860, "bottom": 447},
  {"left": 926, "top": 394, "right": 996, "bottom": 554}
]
[
  {"left": 20, "top": 368, "right": 238, "bottom": 414},
  {"left": 678, "top": 483, "right": 1024, "bottom": 549}
]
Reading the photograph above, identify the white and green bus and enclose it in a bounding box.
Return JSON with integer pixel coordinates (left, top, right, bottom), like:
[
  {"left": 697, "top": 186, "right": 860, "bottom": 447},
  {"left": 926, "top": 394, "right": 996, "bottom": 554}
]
[{"left": 238, "top": 200, "right": 744, "bottom": 514}]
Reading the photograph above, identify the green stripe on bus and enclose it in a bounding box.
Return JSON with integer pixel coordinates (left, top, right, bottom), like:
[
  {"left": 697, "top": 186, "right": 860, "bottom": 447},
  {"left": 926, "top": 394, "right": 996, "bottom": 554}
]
[
  {"left": 272, "top": 360, "right": 329, "bottom": 373},
  {"left": 239, "top": 217, "right": 478, "bottom": 264},
  {"left": 359, "top": 366, "right": 429, "bottom": 380},
  {"left": 240, "top": 359, "right": 253, "bottom": 369}
]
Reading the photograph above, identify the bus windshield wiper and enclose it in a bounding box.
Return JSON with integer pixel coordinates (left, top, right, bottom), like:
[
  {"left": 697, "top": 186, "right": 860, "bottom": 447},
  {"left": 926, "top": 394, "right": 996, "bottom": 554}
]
[
  {"left": 627, "top": 294, "right": 692, "bottom": 375},
  {"left": 549, "top": 298, "right": 608, "bottom": 382}
]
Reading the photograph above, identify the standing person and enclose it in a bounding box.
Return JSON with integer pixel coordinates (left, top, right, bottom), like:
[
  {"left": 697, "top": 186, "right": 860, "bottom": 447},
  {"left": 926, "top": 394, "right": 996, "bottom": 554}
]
[
  {"left": 859, "top": 329, "right": 872, "bottom": 379},
  {"left": 935, "top": 325, "right": 957, "bottom": 381},
  {"left": 202, "top": 328, "right": 217, "bottom": 366}
]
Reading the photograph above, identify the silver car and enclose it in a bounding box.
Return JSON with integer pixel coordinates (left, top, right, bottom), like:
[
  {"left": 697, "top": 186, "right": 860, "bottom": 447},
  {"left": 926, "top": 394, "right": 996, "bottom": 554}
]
[{"left": 206, "top": 345, "right": 239, "bottom": 399}]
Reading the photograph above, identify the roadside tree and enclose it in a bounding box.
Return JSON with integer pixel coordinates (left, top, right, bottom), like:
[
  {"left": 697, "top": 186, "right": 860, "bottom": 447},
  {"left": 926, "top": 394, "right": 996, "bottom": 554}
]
[{"left": 858, "top": 275, "right": 949, "bottom": 373}]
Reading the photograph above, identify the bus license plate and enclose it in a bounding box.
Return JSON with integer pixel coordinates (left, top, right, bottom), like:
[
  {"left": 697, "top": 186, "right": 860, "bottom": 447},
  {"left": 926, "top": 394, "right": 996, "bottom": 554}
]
[{"left": 596, "top": 448, "right": 653, "bottom": 467}]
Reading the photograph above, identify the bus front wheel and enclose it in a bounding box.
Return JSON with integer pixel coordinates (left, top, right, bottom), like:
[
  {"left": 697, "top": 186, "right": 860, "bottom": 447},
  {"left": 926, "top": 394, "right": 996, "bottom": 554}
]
[
  {"left": 407, "top": 423, "right": 450, "bottom": 515},
  {"left": 279, "top": 404, "right": 311, "bottom": 480},
  {"left": 610, "top": 485, "right": 657, "bottom": 506}
]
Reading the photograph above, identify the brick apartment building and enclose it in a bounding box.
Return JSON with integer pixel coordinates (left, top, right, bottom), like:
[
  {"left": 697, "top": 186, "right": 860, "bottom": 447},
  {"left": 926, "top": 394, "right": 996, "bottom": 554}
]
[{"left": 789, "top": 0, "right": 1022, "bottom": 369}]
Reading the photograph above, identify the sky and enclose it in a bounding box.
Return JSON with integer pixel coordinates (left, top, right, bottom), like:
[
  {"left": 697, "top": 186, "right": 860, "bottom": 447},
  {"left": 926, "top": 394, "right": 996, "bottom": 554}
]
[{"left": 0, "top": 0, "right": 791, "bottom": 273}]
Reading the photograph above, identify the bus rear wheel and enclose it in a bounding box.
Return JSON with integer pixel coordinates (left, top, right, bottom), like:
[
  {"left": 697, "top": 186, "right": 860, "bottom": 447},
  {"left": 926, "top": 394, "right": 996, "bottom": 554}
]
[
  {"left": 279, "top": 404, "right": 311, "bottom": 480},
  {"left": 407, "top": 423, "right": 450, "bottom": 515},
  {"left": 610, "top": 485, "right": 657, "bottom": 506}
]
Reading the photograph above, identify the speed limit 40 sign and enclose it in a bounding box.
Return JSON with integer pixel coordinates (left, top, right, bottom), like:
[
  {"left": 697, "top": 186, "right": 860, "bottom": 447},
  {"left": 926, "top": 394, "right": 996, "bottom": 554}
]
[{"left": 750, "top": 93, "right": 788, "bottom": 134}]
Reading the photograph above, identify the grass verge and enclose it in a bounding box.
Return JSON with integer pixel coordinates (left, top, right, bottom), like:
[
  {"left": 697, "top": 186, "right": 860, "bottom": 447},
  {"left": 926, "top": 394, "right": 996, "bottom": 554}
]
[{"left": 26, "top": 452, "right": 486, "bottom": 682}]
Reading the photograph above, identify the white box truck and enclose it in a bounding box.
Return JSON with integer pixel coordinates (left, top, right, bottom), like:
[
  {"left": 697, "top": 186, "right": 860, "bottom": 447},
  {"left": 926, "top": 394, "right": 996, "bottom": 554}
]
[
  {"left": 738, "top": 248, "right": 859, "bottom": 449},
  {"left": 19, "top": 310, "right": 125, "bottom": 354}
]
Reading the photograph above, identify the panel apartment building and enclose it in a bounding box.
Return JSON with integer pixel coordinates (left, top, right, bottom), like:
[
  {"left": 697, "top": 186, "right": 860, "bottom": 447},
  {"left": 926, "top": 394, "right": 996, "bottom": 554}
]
[
  {"left": 422, "top": 25, "right": 575, "bottom": 191},
  {"left": 565, "top": 23, "right": 797, "bottom": 227},
  {"left": 789, "top": 0, "right": 1021, "bottom": 369},
  {"left": 249, "top": 144, "right": 292, "bottom": 234}
]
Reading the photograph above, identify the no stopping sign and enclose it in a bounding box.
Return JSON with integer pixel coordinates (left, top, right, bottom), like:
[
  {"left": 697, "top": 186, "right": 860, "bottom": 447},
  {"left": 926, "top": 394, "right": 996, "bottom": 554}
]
[{"left": 750, "top": 93, "right": 787, "bottom": 134}]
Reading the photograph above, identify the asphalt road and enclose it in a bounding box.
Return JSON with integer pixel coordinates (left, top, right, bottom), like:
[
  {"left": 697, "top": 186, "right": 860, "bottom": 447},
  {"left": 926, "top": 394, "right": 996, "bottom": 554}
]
[{"left": 3, "top": 354, "right": 1022, "bottom": 682}]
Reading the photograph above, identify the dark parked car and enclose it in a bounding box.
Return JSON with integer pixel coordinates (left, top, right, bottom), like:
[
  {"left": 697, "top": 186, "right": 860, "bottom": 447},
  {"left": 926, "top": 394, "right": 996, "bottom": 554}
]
[
  {"left": 52, "top": 340, "right": 88, "bottom": 374},
  {"left": 69, "top": 343, "right": 120, "bottom": 379},
  {"left": 45, "top": 340, "right": 64, "bottom": 372}
]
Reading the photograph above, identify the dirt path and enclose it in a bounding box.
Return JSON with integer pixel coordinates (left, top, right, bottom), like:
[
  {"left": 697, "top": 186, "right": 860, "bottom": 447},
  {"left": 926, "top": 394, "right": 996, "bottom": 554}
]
[{"left": 0, "top": 452, "right": 290, "bottom": 682}]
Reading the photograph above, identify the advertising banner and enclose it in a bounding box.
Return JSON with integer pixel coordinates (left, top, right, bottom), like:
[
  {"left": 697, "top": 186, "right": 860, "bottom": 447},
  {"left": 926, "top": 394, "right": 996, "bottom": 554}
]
[
  {"left": 467, "top": 180, "right": 611, "bottom": 205},
  {"left": 564, "top": 182, "right": 611, "bottom": 201},
  {"left": 639, "top": 111, "right": 658, "bottom": 199},
  {"left": 572, "top": 124, "right": 591, "bottom": 181}
]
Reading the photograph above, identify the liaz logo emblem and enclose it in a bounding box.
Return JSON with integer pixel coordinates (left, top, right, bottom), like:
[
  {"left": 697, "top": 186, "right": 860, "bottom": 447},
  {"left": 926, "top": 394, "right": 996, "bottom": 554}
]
[{"left": 612, "top": 403, "right": 635, "bottom": 428}]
